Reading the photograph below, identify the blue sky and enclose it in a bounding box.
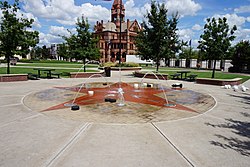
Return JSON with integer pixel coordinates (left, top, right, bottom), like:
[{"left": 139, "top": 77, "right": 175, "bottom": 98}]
[{"left": 2, "top": 0, "right": 250, "bottom": 48}]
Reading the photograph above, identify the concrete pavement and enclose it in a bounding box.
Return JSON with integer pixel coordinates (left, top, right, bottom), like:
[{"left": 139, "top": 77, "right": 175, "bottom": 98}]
[{"left": 0, "top": 71, "right": 249, "bottom": 167}]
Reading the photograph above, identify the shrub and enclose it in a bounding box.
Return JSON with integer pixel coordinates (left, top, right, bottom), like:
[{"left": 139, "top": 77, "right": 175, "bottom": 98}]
[
  {"left": 100, "top": 62, "right": 116, "bottom": 67},
  {"left": 101, "top": 62, "right": 140, "bottom": 67}
]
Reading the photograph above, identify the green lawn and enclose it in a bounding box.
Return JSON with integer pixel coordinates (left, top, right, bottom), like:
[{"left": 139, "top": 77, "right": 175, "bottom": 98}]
[
  {"left": 16, "top": 63, "right": 98, "bottom": 68},
  {"left": 141, "top": 68, "right": 250, "bottom": 83},
  {"left": 1, "top": 62, "right": 249, "bottom": 83},
  {"left": 0, "top": 67, "right": 98, "bottom": 77}
]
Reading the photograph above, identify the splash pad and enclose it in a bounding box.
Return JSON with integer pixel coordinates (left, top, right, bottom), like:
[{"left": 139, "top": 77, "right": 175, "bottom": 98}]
[
  {"left": 24, "top": 80, "right": 215, "bottom": 123},
  {"left": 23, "top": 65, "right": 215, "bottom": 123}
]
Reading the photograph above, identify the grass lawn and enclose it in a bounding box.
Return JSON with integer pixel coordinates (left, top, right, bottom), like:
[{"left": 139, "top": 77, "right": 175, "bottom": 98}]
[
  {"left": 16, "top": 63, "right": 98, "bottom": 68},
  {"left": 0, "top": 67, "right": 99, "bottom": 77},
  {"left": 1, "top": 62, "right": 249, "bottom": 83},
  {"left": 141, "top": 67, "right": 250, "bottom": 83}
]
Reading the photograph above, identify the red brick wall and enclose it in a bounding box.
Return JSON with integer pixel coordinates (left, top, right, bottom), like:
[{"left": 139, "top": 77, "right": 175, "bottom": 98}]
[
  {"left": 134, "top": 71, "right": 168, "bottom": 80},
  {"left": 0, "top": 74, "right": 28, "bottom": 82},
  {"left": 196, "top": 78, "right": 242, "bottom": 86},
  {"left": 70, "top": 72, "right": 105, "bottom": 78}
]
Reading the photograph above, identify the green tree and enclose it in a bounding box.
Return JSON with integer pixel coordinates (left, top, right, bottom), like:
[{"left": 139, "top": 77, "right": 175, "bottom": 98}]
[
  {"left": 41, "top": 45, "right": 50, "bottom": 59},
  {"left": 179, "top": 47, "right": 199, "bottom": 59},
  {"left": 198, "top": 17, "right": 237, "bottom": 78},
  {"left": 30, "top": 46, "right": 42, "bottom": 60},
  {"left": 0, "top": 0, "right": 39, "bottom": 74},
  {"left": 230, "top": 40, "right": 250, "bottom": 72},
  {"left": 63, "top": 16, "right": 100, "bottom": 72},
  {"left": 135, "top": 1, "right": 181, "bottom": 71},
  {"left": 57, "top": 43, "right": 69, "bottom": 61}
]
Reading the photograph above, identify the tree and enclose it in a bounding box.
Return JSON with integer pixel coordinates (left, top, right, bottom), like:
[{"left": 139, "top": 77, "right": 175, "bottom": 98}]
[
  {"left": 41, "top": 45, "right": 50, "bottom": 59},
  {"left": 57, "top": 43, "right": 69, "bottom": 61},
  {"left": 198, "top": 17, "right": 237, "bottom": 78},
  {"left": 230, "top": 40, "right": 250, "bottom": 72},
  {"left": 0, "top": 0, "right": 39, "bottom": 74},
  {"left": 179, "top": 47, "right": 199, "bottom": 59},
  {"left": 63, "top": 16, "right": 100, "bottom": 72},
  {"left": 30, "top": 46, "right": 42, "bottom": 60},
  {"left": 135, "top": 1, "right": 181, "bottom": 71}
]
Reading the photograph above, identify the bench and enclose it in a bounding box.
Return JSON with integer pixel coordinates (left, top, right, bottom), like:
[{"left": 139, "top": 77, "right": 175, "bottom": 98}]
[
  {"left": 170, "top": 73, "right": 181, "bottom": 79},
  {"left": 186, "top": 74, "right": 198, "bottom": 81},
  {"left": 28, "top": 73, "right": 39, "bottom": 80},
  {"left": 49, "top": 72, "right": 61, "bottom": 78}
]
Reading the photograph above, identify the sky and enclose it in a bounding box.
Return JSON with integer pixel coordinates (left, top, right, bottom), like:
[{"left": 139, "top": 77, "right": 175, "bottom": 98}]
[{"left": 2, "top": 0, "right": 250, "bottom": 48}]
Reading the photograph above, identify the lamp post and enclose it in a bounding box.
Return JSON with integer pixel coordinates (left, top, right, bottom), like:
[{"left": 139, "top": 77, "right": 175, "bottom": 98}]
[{"left": 119, "top": 1, "right": 122, "bottom": 65}]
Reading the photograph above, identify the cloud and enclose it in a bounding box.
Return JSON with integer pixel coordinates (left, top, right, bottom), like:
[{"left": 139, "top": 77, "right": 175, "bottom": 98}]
[
  {"left": 39, "top": 32, "right": 65, "bottom": 46},
  {"left": 212, "top": 13, "right": 246, "bottom": 28},
  {"left": 247, "top": 17, "right": 250, "bottom": 22},
  {"left": 164, "top": 0, "right": 202, "bottom": 16},
  {"left": 178, "top": 28, "right": 194, "bottom": 41},
  {"left": 79, "top": 3, "right": 110, "bottom": 23},
  {"left": 234, "top": 5, "right": 250, "bottom": 13},
  {"left": 49, "top": 26, "right": 71, "bottom": 37},
  {"left": 124, "top": 0, "right": 149, "bottom": 19},
  {"left": 234, "top": 28, "right": 250, "bottom": 43},
  {"left": 21, "top": 0, "right": 110, "bottom": 26},
  {"left": 192, "top": 24, "right": 202, "bottom": 31},
  {"left": 0, "top": 3, "right": 41, "bottom": 28},
  {"left": 17, "top": 11, "right": 41, "bottom": 28}
]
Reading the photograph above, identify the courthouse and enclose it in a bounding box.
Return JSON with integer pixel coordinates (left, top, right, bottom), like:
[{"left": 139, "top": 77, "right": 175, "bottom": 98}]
[{"left": 94, "top": 0, "right": 141, "bottom": 63}]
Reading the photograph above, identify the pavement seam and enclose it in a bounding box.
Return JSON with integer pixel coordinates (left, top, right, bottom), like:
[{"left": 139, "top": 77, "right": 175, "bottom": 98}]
[
  {"left": 151, "top": 122, "right": 195, "bottom": 167},
  {"left": 0, "top": 113, "right": 42, "bottom": 128},
  {"left": 45, "top": 122, "right": 92, "bottom": 167}
]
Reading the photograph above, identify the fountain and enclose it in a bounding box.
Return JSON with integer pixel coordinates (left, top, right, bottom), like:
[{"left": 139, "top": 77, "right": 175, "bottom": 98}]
[
  {"left": 23, "top": 65, "right": 216, "bottom": 123},
  {"left": 66, "top": 68, "right": 177, "bottom": 111},
  {"left": 66, "top": 73, "right": 110, "bottom": 110},
  {"left": 140, "top": 71, "right": 176, "bottom": 107}
]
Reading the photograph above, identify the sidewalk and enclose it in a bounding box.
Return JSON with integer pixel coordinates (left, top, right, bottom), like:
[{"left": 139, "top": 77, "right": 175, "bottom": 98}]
[{"left": 0, "top": 72, "right": 249, "bottom": 167}]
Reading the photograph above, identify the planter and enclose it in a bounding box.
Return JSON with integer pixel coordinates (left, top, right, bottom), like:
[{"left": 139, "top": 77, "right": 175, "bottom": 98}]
[
  {"left": 133, "top": 71, "right": 168, "bottom": 80},
  {"left": 196, "top": 78, "right": 242, "bottom": 86},
  {"left": 70, "top": 71, "right": 105, "bottom": 78},
  {"left": 0, "top": 74, "right": 28, "bottom": 82},
  {"left": 99, "top": 67, "right": 142, "bottom": 71}
]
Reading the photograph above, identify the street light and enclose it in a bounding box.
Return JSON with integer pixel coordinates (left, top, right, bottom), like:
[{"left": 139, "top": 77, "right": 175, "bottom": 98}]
[{"left": 118, "top": 1, "right": 122, "bottom": 65}]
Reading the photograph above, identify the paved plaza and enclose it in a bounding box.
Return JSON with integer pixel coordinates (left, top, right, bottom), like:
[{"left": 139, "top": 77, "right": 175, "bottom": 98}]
[{"left": 0, "top": 71, "right": 249, "bottom": 167}]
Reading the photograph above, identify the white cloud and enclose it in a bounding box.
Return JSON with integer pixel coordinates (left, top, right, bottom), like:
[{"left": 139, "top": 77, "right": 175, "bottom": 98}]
[
  {"left": 212, "top": 13, "right": 246, "bottom": 28},
  {"left": 79, "top": 3, "right": 110, "bottom": 23},
  {"left": 247, "top": 17, "right": 250, "bottom": 22},
  {"left": 124, "top": 0, "right": 149, "bottom": 19},
  {"left": 192, "top": 24, "right": 202, "bottom": 31},
  {"left": 21, "top": 0, "right": 110, "bottom": 26},
  {"left": 17, "top": 11, "right": 41, "bottom": 28},
  {"left": 178, "top": 28, "right": 194, "bottom": 41},
  {"left": 49, "top": 26, "right": 71, "bottom": 37},
  {"left": 0, "top": 3, "right": 41, "bottom": 28},
  {"left": 39, "top": 32, "right": 65, "bottom": 46},
  {"left": 234, "top": 28, "right": 250, "bottom": 43},
  {"left": 234, "top": 5, "right": 250, "bottom": 13},
  {"left": 164, "top": 0, "right": 202, "bottom": 16}
]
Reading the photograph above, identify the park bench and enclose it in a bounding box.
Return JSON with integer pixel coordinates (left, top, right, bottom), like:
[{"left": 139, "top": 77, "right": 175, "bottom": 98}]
[
  {"left": 186, "top": 74, "right": 198, "bottom": 81},
  {"left": 170, "top": 73, "right": 181, "bottom": 79},
  {"left": 48, "top": 71, "right": 61, "bottom": 78},
  {"left": 28, "top": 73, "right": 39, "bottom": 80}
]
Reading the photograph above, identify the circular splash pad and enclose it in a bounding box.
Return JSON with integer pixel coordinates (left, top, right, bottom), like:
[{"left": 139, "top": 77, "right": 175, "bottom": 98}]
[{"left": 24, "top": 82, "right": 215, "bottom": 123}]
